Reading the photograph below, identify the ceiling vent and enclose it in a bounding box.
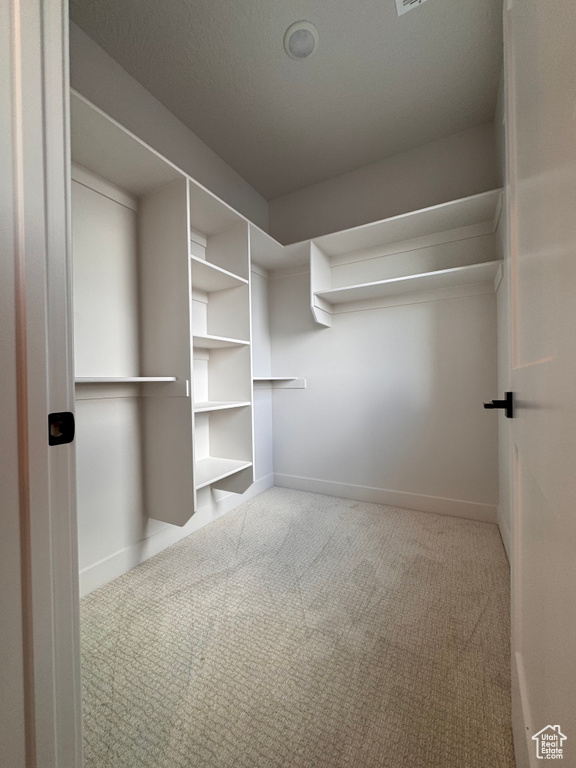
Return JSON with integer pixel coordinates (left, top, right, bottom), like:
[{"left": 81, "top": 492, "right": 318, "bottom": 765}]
[
  {"left": 395, "top": 0, "right": 431, "bottom": 15},
  {"left": 284, "top": 21, "right": 319, "bottom": 60}
]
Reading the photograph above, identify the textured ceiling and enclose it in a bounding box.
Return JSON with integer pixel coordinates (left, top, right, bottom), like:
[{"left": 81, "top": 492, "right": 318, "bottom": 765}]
[{"left": 69, "top": 0, "right": 503, "bottom": 200}]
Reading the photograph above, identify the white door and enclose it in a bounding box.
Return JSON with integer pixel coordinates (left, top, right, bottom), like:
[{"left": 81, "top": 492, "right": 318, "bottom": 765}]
[
  {"left": 505, "top": 1, "right": 576, "bottom": 765},
  {"left": 0, "top": 1, "right": 82, "bottom": 766}
]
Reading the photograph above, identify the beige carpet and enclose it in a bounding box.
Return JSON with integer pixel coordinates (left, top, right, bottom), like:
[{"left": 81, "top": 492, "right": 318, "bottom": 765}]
[{"left": 81, "top": 487, "right": 514, "bottom": 768}]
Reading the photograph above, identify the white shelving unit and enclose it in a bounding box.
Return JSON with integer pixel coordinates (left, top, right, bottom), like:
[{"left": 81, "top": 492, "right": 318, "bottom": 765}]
[
  {"left": 71, "top": 91, "right": 196, "bottom": 527},
  {"left": 310, "top": 189, "right": 503, "bottom": 326},
  {"left": 190, "top": 197, "right": 255, "bottom": 496},
  {"left": 70, "top": 90, "right": 255, "bottom": 527}
]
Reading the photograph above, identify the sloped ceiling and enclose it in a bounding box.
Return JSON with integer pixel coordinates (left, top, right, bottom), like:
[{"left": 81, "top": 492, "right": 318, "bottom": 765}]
[{"left": 70, "top": 0, "right": 503, "bottom": 200}]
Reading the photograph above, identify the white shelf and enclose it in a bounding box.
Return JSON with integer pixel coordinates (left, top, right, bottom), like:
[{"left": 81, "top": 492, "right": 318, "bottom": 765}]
[
  {"left": 193, "top": 334, "right": 249, "bottom": 349},
  {"left": 309, "top": 190, "right": 503, "bottom": 326},
  {"left": 194, "top": 401, "right": 250, "bottom": 412},
  {"left": 313, "top": 190, "right": 503, "bottom": 258},
  {"left": 75, "top": 376, "right": 177, "bottom": 383},
  {"left": 71, "top": 91, "right": 183, "bottom": 196},
  {"left": 195, "top": 457, "right": 253, "bottom": 490},
  {"left": 315, "top": 261, "right": 502, "bottom": 306},
  {"left": 74, "top": 377, "right": 188, "bottom": 400},
  {"left": 191, "top": 256, "right": 248, "bottom": 292},
  {"left": 253, "top": 377, "right": 306, "bottom": 390}
]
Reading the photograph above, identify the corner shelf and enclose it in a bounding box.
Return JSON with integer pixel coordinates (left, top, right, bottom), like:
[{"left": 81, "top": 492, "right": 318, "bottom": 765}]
[
  {"left": 191, "top": 256, "right": 248, "bottom": 292},
  {"left": 193, "top": 334, "right": 250, "bottom": 349},
  {"left": 194, "top": 457, "right": 253, "bottom": 490},
  {"left": 312, "top": 189, "right": 503, "bottom": 258},
  {"left": 314, "top": 261, "right": 502, "bottom": 306},
  {"left": 310, "top": 190, "right": 503, "bottom": 326}
]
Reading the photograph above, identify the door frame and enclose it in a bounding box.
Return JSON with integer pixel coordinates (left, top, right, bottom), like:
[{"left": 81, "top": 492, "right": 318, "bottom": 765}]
[
  {"left": 502, "top": 9, "right": 530, "bottom": 764},
  {"left": 1, "top": 0, "right": 82, "bottom": 766}
]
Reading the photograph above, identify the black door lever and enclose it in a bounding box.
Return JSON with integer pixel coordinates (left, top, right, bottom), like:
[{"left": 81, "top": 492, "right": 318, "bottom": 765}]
[
  {"left": 484, "top": 391, "right": 514, "bottom": 419},
  {"left": 48, "top": 411, "right": 75, "bottom": 445}
]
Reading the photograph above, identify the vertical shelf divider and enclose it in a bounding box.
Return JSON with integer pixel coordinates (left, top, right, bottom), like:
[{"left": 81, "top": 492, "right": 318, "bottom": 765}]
[{"left": 139, "top": 176, "right": 196, "bottom": 525}]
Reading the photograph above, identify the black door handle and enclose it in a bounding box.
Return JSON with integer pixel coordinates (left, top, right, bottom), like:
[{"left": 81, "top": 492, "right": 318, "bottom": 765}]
[
  {"left": 484, "top": 391, "right": 514, "bottom": 419},
  {"left": 48, "top": 411, "right": 75, "bottom": 445}
]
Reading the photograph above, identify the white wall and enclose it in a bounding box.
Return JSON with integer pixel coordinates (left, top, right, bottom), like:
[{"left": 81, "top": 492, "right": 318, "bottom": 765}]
[
  {"left": 270, "top": 269, "right": 499, "bottom": 521},
  {"left": 269, "top": 123, "right": 500, "bottom": 244},
  {"left": 69, "top": 22, "right": 269, "bottom": 232}
]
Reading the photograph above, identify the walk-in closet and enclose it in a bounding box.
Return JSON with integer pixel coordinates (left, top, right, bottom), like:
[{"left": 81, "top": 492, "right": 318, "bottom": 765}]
[{"left": 5, "top": 0, "right": 574, "bottom": 766}]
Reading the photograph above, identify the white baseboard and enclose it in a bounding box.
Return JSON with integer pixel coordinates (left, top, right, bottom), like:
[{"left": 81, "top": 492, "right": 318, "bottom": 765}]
[
  {"left": 274, "top": 473, "right": 497, "bottom": 523},
  {"left": 497, "top": 504, "right": 512, "bottom": 563},
  {"left": 79, "top": 474, "right": 274, "bottom": 597},
  {"left": 512, "top": 650, "right": 537, "bottom": 768},
  {"left": 80, "top": 472, "right": 497, "bottom": 596}
]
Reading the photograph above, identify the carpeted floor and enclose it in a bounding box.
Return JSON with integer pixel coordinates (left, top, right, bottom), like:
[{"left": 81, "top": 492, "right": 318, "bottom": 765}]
[{"left": 81, "top": 487, "right": 514, "bottom": 768}]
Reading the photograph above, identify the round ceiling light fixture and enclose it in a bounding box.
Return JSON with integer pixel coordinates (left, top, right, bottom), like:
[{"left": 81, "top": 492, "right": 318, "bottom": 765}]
[{"left": 284, "top": 21, "right": 319, "bottom": 60}]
